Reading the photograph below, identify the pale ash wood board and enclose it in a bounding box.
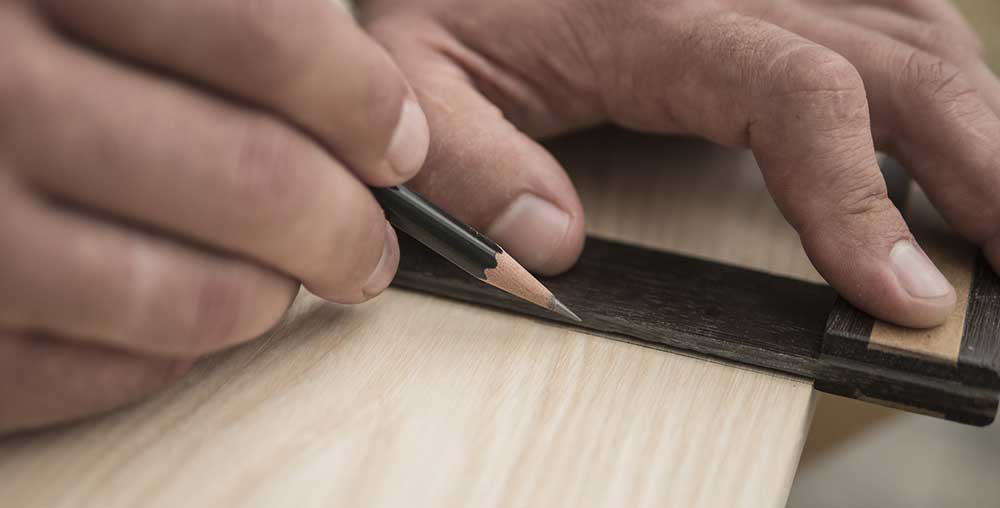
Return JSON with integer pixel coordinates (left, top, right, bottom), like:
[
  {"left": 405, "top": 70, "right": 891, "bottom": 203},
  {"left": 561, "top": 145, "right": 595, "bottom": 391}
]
[
  {"left": 0, "top": 133, "right": 817, "bottom": 508},
  {"left": 392, "top": 159, "right": 1000, "bottom": 426}
]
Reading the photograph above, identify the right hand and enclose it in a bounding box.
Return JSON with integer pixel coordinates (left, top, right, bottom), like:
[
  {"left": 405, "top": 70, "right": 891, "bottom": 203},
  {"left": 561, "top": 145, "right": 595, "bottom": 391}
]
[
  {"left": 362, "top": 0, "right": 1000, "bottom": 330},
  {"left": 0, "top": 0, "right": 429, "bottom": 433}
]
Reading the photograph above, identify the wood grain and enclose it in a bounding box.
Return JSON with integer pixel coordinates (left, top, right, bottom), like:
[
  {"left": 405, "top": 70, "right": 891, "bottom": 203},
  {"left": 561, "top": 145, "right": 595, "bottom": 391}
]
[
  {"left": 393, "top": 234, "right": 834, "bottom": 377},
  {"left": 0, "top": 132, "right": 817, "bottom": 508}
]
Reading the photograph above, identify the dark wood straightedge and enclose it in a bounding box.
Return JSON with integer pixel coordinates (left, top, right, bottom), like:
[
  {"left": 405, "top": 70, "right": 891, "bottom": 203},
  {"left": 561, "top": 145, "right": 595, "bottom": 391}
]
[
  {"left": 962, "top": 257, "right": 1000, "bottom": 385},
  {"left": 822, "top": 253, "right": 1000, "bottom": 425},
  {"left": 392, "top": 231, "right": 1000, "bottom": 426}
]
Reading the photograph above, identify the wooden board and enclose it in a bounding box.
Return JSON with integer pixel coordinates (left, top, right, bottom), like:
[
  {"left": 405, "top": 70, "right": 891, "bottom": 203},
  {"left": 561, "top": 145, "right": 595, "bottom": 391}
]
[{"left": 0, "top": 132, "right": 817, "bottom": 508}]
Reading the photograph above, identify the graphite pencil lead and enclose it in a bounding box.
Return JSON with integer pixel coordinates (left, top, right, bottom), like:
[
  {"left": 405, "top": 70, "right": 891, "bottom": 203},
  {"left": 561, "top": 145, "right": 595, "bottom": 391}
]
[{"left": 550, "top": 297, "right": 582, "bottom": 322}]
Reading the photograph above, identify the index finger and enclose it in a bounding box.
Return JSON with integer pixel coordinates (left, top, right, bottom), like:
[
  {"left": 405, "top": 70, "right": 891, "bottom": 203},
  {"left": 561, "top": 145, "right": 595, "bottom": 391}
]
[{"left": 602, "top": 10, "right": 956, "bottom": 326}]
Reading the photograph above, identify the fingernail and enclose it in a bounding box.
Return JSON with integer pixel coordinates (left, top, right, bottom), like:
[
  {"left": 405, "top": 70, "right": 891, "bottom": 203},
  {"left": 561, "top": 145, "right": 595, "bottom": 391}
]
[
  {"left": 890, "top": 240, "right": 953, "bottom": 299},
  {"left": 387, "top": 100, "right": 430, "bottom": 178},
  {"left": 487, "top": 194, "right": 570, "bottom": 269},
  {"left": 363, "top": 223, "right": 400, "bottom": 298}
]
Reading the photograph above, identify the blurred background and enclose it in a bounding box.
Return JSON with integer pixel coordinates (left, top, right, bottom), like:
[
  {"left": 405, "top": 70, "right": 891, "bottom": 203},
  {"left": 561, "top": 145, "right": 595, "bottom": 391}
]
[{"left": 788, "top": 2, "right": 1000, "bottom": 506}]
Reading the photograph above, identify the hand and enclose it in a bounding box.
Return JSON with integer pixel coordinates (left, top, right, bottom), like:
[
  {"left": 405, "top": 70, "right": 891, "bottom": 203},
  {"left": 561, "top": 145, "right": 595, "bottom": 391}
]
[
  {"left": 0, "top": 0, "right": 429, "bottom": 433},
  {"left": 360, "top": 0, "right": 1000, "bottom": 327}
]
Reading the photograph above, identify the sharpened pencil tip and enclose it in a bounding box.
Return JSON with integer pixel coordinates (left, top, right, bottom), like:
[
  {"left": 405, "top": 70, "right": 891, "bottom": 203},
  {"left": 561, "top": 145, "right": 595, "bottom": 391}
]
[{"left": 551, "top": 297, "right": 582, "bottom": 322}]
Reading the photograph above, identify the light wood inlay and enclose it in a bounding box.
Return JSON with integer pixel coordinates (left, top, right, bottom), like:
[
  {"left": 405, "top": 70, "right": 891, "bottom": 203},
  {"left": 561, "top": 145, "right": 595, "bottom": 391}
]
[{"left": 868, "top": 187, "right": 976, "bottom": 365}]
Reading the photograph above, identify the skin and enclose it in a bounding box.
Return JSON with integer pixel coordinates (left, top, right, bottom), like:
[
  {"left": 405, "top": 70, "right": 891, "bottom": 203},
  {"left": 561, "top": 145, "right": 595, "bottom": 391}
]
[
  {"left": 0, "top": 0, "right": 424, "bottom": 432},
  {"left": 1, "top": 0, "right": 998, "bottom": 433}
]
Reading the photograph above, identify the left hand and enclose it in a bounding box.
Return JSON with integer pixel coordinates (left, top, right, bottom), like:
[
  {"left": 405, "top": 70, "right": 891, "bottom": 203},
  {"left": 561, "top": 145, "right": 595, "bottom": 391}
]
[
  {"left": 0, "top": 0, "right": 426, "bottom": 433},
  {"left": 358, "top": 0, "right": 1000, "bottom": 328}
]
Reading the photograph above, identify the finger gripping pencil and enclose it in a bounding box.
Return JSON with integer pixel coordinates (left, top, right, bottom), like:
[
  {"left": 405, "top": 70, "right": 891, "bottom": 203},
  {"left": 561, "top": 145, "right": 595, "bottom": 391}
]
[{"left": 370, "top": 185, "right": 580, "bottom": 322}]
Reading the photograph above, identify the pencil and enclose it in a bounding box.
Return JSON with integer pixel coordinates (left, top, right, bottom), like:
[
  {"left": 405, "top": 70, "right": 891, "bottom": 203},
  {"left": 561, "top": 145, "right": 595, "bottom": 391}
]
[{"left": 370, "top": 185, "right": 581, "bottom": 322}]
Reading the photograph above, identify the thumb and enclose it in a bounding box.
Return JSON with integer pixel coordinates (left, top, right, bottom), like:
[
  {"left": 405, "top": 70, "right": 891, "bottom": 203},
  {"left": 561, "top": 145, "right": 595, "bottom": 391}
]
[{"left": 368, "top": 21, "right": 585, "bottom": 274}]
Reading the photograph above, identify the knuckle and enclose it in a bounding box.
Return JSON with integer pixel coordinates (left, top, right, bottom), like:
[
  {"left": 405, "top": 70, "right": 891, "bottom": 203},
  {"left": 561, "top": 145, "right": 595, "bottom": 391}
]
[
  {"left": 900, "top": 51, "right": 979, "bottom": 110},
  {"left": 310, "top": 52, "right": 408, "bottom": 163},
  {"left": 231, "top": 0, "right": 353, "bottom": 90},
  {"left": 772, "top": 46, "right": 866, "bottom": 98},
  {"left": 309, "top": 32, "right": 408, "bottom": 157},
  {"left": 182, "top": 268, "right": 257, "bottom": 354},
  {"left": 355, "top": 58, "right": 408, "bottom": 141},
  {"left": 831, "top": 168, "right": 892, "bottom": 218},
  {"left": 232, "top": 117, "right": 312, "bottom": 222},
  {"left": 233, "top": 0, "right": 406, "bottom": 160},
  {"left": 766, "top": 46, "right": 870, "bottom": 129},
  {"left": 120, "top": 240, "right": 266, "bottom": 356},
  {"left": 231, "top": 0, "right": 322, "bottom": 59},
  {"left": 231, "top": 115, "right": 383, "bottom": 293},
  {"left": 917, "top": 25, "right": 982, "bottom": 63}
]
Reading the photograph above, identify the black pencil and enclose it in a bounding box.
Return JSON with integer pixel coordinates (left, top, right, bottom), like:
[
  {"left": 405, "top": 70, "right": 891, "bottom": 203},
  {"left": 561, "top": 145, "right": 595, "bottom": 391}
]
[{"left": 370, "top": 185, "right": 580, "bottom": 322}]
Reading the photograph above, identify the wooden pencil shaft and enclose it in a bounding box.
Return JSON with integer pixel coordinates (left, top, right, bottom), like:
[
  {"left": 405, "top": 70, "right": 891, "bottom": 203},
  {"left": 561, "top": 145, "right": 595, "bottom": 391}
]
[{"left": 370, "top": 185, "right": 500, "bottom": 279}]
